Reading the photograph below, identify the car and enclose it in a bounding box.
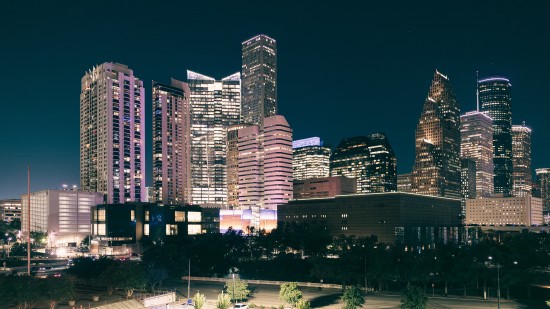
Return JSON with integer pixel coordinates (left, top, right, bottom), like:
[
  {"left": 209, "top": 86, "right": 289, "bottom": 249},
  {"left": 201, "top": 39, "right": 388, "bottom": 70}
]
[{"left": 233, "top": 303, "right": 248, "bottom": 309}]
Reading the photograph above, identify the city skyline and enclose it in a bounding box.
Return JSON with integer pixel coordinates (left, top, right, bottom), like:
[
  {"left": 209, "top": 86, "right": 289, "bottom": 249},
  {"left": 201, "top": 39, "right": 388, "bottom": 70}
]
[{"left": 1, "top": 1, "right": 550, "bottom": 199}]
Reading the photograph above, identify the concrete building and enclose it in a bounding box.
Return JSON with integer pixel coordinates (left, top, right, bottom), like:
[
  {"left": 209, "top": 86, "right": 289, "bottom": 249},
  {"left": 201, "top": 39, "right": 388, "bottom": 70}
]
[
  {"left": 0, "top": 199, "right": 21, "bottom": 222},
  {"left": 466, "top": 196, "right": 543, "bottom": 226},
  {"left": 21, "top": 190, "right": 103, "bottom": 247},
  {"left": 411, "top": 70, "right": 461, "bottom": 199},
  {"left": 279, "top": 192, "right": 461, "bottom": 244},
  {"left": 293, "top": 176, "right": 356, "bottom": 199},
  {"left": 152, "top": 79, "right": 191, "bottom": 205},
  {"left": 460, "top": 111, "right": 494, "bottom": 197},
  {"left": 397, "top": 173, "right": 412, "bottom": 193},
  {"left": 479, "top": 77, "right": 513, "bottom": 196},
  {"left": 187, "top": 70, "right": 241, "bottom": 206},
  {"left": 241, "top": 34, "right": 277, "bottom": 126},
  {"left": 80, "top": 62, "right": 145, "bottom": 203},
  {"left": 511, "top": 123, "right": 532, "bottom": 197},
  {"left": 292, "top": 137, "right": 331, "bottom": 181}
]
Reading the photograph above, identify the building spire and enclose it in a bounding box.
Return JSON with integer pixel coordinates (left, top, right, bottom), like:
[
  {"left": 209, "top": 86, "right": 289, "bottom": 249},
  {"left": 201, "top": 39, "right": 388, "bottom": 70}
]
[{"left": 476, "top": 70, "right": 480, "bottom": 112}]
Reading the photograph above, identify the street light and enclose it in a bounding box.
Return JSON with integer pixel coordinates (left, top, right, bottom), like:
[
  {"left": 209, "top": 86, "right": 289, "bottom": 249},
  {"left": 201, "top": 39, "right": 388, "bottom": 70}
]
[
  {"left": 6, "top": 237, "right": 12, "bottom": 258},
  {"left": 232, "top": 273, "right": 236, "bottom": 304},
  {"left": 488, "top": 256, "right": 500, "bottom": 309}
]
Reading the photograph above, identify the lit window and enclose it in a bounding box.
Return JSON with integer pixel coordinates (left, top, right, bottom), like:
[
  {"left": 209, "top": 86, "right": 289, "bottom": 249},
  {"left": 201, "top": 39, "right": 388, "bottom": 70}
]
[
  {"left": 188, "top": 224, "right": 201, "bottom": 235},
  {"left": 145, "top": 210, "right": 150, "bottom": 221},
  {"left": 144, "top": 224, "right": 149, "bottom": 236},
  {"left": 166, "top": 224, "right": 178, "bottom": 235},
  {"left": 175, "top": 211, "right": 185, "bottom": 222},
  {"left": 130, "top": 210, "right": 135, "bottom": 221},
  {"left": 188, "top": 211, "right": 201, "bottom": 222}
]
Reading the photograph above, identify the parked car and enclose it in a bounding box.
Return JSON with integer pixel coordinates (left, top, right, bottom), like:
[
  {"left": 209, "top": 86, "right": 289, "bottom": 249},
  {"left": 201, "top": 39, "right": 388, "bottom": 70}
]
[{"left": 233, "top": 303, "right": 248, "bottom": 309}]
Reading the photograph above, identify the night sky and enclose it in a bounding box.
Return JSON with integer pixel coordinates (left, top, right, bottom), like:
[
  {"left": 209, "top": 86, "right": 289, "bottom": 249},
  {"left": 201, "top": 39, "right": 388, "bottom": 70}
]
[{"left": 1, "top": 1, "right": 549, "bottom": 199}]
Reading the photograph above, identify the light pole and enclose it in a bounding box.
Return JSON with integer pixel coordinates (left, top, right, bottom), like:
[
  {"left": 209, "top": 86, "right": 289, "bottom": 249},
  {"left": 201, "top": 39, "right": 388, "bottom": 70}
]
[
  {"left": 488, "top": 256, "right": 500, "bottom": 309},
  {"left": 232, "top": 273, "right": 236, "bottom": 304},
  {"left": 6, "top": 237, "right": 11, "bottom": 258}
]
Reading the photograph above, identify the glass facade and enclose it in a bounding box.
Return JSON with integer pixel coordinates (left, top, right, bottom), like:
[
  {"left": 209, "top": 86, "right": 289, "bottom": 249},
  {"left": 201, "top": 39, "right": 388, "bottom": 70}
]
[
  {"left": 292, "top": 138, "right": 331, "bottom": 181},
  {"left": 412, "top": 70, "right": 461, "bottom": 199},
  {"left": 511, "top": 124, "right": 532, "bottom": 197},
  {"left": 536, "top": 168, "right": 550, "bottom": 213},
  {"left": 479, "top": 77, "right": 513, "bottom": 196}
]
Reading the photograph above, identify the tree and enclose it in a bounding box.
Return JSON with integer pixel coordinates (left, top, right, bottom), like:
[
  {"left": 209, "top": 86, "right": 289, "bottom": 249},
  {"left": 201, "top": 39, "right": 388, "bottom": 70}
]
[
  {"left": 11, "top": 275, "right": 43, "bottom": 309},
  {"left": 341, "top": 285, "right": 365, "bottom": 309},
  {"left": 112, "top": 262, "right": 147, "bottom": 298},
  {"left": 216, "top": 292, "right": 232, "bottom": 309},
  {"left": 279, "top": 282, "right": 303, "bottom": 307},
  {"left": 225, "top": 278, "right": 250, "bottom": 302},
  {"left": 39, "top": 277, "right": 75, "bottom": 309},
  {"left": 193, "top": 292, "right": 206, "bottom": 309},
  {"left": 400, "top": 285, "right": 428, "bottom": 309},
  {"left": 295, "top": 299, "right": 311, "bottom": 309}
]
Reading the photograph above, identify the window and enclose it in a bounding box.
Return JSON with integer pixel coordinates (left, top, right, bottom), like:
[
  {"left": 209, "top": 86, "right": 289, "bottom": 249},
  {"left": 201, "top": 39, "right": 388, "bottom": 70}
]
[
  {"left": 145, "top": 210, "right": 150, "bottom": 221},
  {"left": 97, "top": 224, "right": 106, "bottom": 236},
  {"left": 188, "top": 211, "right": 201, "bottom": 222},
  {"left": 130, "top": 210, "right": 135, "bottom": 221},
  {"left": 166, "top": 224, "right": 178, "bottom": 235},
  {"left": 144, "top": 224, "right": 149, "bottom": 236},
  {"left": 175, "top": 211, "right": 185, "bottom": 222},
  {"left": 98, "top": 209, "right": 106, "bottom": 221},
  {"left": 188, "top": 224, "right": 201, "bottom": 235}
]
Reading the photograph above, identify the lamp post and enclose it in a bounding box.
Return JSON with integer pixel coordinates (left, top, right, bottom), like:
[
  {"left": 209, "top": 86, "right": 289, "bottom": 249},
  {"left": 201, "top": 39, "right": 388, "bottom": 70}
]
[
  {"left": 6, "top": 237, "right": 11, "bottom": 258},
  {"left": 488, "top": 256, "right": 500, "bottom": 309},
  {"left": 232, "top": 273, "right": 236, "bottom": 304}
]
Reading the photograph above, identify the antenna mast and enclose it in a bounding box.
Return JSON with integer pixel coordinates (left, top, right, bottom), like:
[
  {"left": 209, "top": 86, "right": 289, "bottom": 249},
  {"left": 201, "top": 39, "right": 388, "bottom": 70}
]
[{"left": 476, "top": 71, "right": 480, "bottom": 112}]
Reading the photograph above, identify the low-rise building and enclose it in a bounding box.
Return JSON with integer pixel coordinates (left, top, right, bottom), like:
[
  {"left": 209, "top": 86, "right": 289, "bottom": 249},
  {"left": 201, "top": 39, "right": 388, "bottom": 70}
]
[
  {"left": 278, "top": 192, "right": 461, "bottom": 244},
  {"left": 0, "top": 199, "right": 22, "bottom": 222},
  {"left": 466, "top": 195, "right": 543, "bottom": 226},
  {"left": 293, "top": 176, "right": 356, "bottom": 199}
]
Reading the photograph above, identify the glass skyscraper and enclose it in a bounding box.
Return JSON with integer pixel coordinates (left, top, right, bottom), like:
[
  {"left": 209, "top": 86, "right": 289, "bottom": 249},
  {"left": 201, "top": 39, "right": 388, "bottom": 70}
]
[
  {"left": 80, "top": 62, "right": 145, "bottom": 203},
  {"left": 187, "top": 70, "right": 241, "bottom": 206},
  {"left": 242, "top": 34, "right": 277, "bottom": 126},
  {"left": 411, "top": 70, "right": 461, "bottom": 199},
  {"left": 292, "top": 137, "right": 331, "bottom": 181},
  {"left": 479, "top": 77, "right": 513, "bottom": 196},
  {"left": 511, "top": 123, "right": 532, "bottom": 197}
]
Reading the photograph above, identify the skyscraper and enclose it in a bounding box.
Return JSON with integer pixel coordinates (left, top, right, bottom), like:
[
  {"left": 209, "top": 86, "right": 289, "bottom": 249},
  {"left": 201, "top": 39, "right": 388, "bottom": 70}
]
[
  {"left": 536, "top": 168, "right": 550, "bottom": 213},
  {"left": 461, "top": 158, "right": 477, "bottom": 218},
  {"left": 292, "top": 137, "right": 331, "bottom": 181},
  {"left": 411, "top": 70, "right": 461, "bottom": 199},
  {"left": 187, "top": 70, "right": 241, "bottom": 206},
  {"left": 479, "top": 77, "right": 513, "bottom": 196},
  {"left": 512, "top": 123, "right": 532, "bottom": 197},
  {"left": 152, "top": 79, "right": 191, "bottom": 205},
  {"left": 80, "top": 62, "right": 145, "bottom": 203},
  {"left": 460, "top": 111, "right": 494, "bottom": 197},
  {"left": 241, "top": 34, "right": 277, "bottom": 126},
  {"left": 227, "top": 124, "right": 248, "bottom": 209},
  {"left": 330, "top": 134, "right": 397, "bottom": 193}
]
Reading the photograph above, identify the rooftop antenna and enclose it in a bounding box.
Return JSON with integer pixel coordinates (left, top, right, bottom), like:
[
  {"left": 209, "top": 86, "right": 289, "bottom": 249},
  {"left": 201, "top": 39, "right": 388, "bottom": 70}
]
[{"left": 476, "top": 71, "right": 480, "bottom": 112}]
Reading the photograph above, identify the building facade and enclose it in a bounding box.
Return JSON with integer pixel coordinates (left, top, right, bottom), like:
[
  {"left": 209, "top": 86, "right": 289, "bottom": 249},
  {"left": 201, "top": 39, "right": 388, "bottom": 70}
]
[
  {"left": 241, "top": 34, "right": 277, "bottom": 126},
  {"left": 80, "top": 62, "right": 146, "bottom": 203},
  {"left": 397, "top": 173, "right": 412, "bottom": 193},
  {"left": 152, "top": 79, "right": 191, "bottom": 205},
  {"left": 227, "top": 124, "right": 248, "bottom": 209},
  {"left": 0, "top": 199, "right": 21, "bottom": 222},
  {"left": 460, "top": 111, "right": 494, "bottom": 197},
  {"left": 331, "top": 134, "right": 397, "bottom": 193},
  {"left": 461, "top": 159, "right": 477, "bottom": 218},
  {"left": 279, "top": 192, "right": 461, "bottom": 244},
  {"left": 187, "top": 70, "right": 241, "bottom": 206},
  {"left": 466, "top": 196, "right": 543, "bottom": 226},
  {"left": 511, "top": 123, "right": 532, "bottom": 197},
  {"left": 21, "top": 190, "right": 104, "bottom": 247},
  {"left": 293, "top": 176, "right": 357, "bottom": 199},
  {"left": 292, "top": 137, "right": 331, "bottom": 181},
  {"left": 479, "top": 77, "right": 513, "bottom": 196},
  {"left": 536, "top": 168, "right": 550, "bottom": 213},
  {"left": 411, "top": 70, "right": 461, "bottom": 199}
]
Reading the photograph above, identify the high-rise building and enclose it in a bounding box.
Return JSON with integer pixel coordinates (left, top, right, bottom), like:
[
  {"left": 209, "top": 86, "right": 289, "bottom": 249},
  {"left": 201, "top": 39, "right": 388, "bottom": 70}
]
[
  {"left": 237, "top": 115, "right": 293, "bottom": 228},
  {"left": 397, "top": 173, "right": 412, "bottom": 193},
  {"left": 227, "top": 124, "right": 248, "bottom": 209},
  {"left": 292, "top": 137, "right": 331, "bottom": 181},
  {"left": 152, "top": 79, "right": 191, "bottom": 205},
  {"left": 511, "top": 123, "right": 532, "bottom": 197},
  {"left": 241, "top": 34, "right": 277, "bottom": 126},
  {"left": 479, "top": 77, "right": 513, "bottom": 196},
  {"left": 460, "top": 111, "right": 494, "bottom": 197},
  {"left": 461, "top": 159, "right": 477, "bottom": 218},
  {"left": 536, "top": 168, "right": 550, "bottom": 213},
  {"left": 411, "top": 70, "right": 461, "bottom": 199},
  {"left": 187, "top": 70, "right": 241, "bottom": 206},
  {"left": 80, "top": 63, "right": 145, "bottom": 203},
  {"left": 331, "top": 134, "right": 397, "bottom": 193},
  {"left": 21, "top": 190, "right": 104, "bottom": 246}
]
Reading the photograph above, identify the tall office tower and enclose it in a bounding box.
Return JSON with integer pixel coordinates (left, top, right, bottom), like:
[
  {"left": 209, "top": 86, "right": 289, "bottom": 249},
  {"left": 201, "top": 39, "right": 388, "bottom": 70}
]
[
  {"left": 187, "top": 70, "right": 241, "bottom": 206},
  {"left": 263, "top": 115, "right": 293, "bottom": 209},
  {"left": 366, "top": 133, "right": 397, "bottom": 192},
  {"left": 479, "top": 77, "right": 513, "bottom": 196},
  {"left": 152, "top": 79, "right": 191, "bottom": 205},
  {"left": 241, "top": 34, "right": 277, "bottom": 126},
  {"left": 237, "top": 115, "right": 293, "bottom": 228},
  {"left": 460, "top": 111, "right": 494, "bottom": 197},
  {"left": 511, "top": 123, "right": 532, "bottom": 197},
  {"left": 227, "top": 124, "right": 248, "bottom": 209},
  {"left": 397, "top": 173, "right": 412, "bottom": 193},
  {"left": 537, "top": 168, "right": 550, "bottom": 212},
  {"left": 411, "top": 70, "right": 461, "bottom": 199},
  {"left": 292, "top": 137, "right": 331, "bottom": 181},
  {"left": 461, "top": 159, "right": 477, "bottom": 218},
  {"left": 330, "top": 134, "right": 397, "bottom": 193},
  {"left": 80, "top": 62, "right": 145, "bottom": 203}
]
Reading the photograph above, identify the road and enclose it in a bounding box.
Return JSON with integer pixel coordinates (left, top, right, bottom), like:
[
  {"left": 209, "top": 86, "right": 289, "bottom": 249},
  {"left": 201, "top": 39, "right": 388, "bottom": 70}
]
[{"left": 165, "top": 280, "right": 547, "bottom": 309}]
